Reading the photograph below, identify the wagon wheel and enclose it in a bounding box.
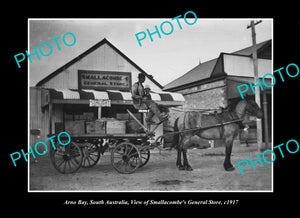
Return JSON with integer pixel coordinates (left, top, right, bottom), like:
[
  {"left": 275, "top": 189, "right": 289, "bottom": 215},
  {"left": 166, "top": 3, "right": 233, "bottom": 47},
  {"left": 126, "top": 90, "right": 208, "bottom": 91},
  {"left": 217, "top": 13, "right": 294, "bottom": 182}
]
[
  {"left": 111, "top": 142, "right": 141, "bottom": 174},
  {"left": 81, "top": 143, "right": 101, "bottom": 168},
  {"left": 138, "top": 147, "right": 150, "bottom": 168},
  {"left": 50, "top": 141, "right": 83, "bottom": 174}
]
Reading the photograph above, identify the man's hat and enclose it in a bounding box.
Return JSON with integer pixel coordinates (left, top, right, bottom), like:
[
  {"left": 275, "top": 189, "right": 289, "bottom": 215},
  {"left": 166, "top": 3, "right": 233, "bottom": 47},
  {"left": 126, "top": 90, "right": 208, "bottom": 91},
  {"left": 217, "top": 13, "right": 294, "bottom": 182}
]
[{"left": 138, "top": 73, "right": 145, "bottom": 79}]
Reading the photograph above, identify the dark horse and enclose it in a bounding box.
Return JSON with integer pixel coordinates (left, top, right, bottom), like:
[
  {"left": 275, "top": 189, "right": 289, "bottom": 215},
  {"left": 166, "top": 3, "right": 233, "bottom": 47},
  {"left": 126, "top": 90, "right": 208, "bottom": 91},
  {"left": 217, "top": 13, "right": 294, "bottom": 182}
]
[{"left": 173, "top": 96, "right": 263, "bottom": 171}]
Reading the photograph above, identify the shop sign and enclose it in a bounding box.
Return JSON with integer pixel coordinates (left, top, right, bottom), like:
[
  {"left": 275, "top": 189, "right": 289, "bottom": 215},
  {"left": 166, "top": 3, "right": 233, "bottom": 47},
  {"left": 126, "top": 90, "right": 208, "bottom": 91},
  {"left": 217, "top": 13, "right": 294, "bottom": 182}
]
[
  {"left": 78, "top": 70, "right": 131, "bottom": 91},
  {"left": 89, "top": 99, "right": 111, "bottom": 107}
]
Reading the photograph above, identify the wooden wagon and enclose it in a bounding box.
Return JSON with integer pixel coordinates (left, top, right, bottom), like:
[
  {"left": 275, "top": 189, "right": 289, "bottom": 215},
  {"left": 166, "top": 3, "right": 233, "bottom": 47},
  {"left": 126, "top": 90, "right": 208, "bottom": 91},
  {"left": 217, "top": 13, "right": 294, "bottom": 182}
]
[{"left": 49, "top": 110, "right": 164, "bottom": 174}]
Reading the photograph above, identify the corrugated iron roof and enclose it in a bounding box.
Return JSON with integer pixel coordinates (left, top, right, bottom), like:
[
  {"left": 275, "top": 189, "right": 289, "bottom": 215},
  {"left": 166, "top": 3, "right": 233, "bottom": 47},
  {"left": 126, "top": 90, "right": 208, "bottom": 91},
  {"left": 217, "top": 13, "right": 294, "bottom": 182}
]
[
  {"left": 36, "top": 38, "right": 164, "bottom": 89},
  {"left": 163, "top": 39, "right": 271, "bottom": 91},
  {"left": 163, "top": 58, "right": 218, "bottom": 91},
  {"left": 233, "top": 39, "right": 271, "bottom": 56}
]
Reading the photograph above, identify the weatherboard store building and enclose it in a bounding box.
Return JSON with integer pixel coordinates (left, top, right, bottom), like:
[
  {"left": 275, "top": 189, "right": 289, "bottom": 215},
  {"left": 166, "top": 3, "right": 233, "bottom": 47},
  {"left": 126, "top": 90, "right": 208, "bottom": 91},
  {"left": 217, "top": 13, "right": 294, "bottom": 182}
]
[{"left": 29, "top": 38, "right": 184, "bottom": 148}]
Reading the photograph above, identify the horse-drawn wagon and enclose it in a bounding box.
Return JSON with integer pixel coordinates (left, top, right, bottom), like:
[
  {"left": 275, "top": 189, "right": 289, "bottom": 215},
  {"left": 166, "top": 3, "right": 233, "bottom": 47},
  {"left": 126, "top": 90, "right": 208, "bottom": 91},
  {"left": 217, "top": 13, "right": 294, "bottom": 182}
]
[
  {"left": 49, "top": 110, "right": 164, "bottom": 174},
  {"left": 39, "top": 87, "right": 184, "bottom": 175},
  {"left": 48, "top": 93, "right": 263, "bottom": 174}
]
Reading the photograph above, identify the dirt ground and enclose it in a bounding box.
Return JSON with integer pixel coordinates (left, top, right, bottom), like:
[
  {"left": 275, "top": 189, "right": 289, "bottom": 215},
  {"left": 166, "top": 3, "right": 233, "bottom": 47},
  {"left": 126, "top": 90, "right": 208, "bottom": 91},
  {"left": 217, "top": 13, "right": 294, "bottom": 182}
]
[{"left": 29, "top": 144, "right": 272, "bottom": 191}]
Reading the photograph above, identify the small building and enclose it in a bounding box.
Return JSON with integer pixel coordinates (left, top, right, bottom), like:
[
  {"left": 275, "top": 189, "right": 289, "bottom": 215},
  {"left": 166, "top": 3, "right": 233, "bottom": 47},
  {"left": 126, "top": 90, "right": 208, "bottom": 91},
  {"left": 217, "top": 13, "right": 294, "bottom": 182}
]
[
  {"left": 30, "top": 38, "right": 184, "bottom": 146},
  {"left": 164, "top": 39, "right": 272, "bottom": 146}
]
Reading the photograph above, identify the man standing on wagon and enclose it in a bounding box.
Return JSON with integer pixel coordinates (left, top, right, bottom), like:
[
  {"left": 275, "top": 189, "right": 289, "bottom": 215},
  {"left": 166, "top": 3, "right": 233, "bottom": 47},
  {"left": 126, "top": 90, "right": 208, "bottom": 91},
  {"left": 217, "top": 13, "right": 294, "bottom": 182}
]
[{"left": 131, "top": 73, "right": 168, "bottom": 124}]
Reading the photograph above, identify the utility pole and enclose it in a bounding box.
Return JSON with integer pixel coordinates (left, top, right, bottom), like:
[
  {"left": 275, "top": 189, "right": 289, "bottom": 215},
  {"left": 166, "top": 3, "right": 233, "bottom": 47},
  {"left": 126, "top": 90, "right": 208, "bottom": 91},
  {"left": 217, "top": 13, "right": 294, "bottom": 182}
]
[{"left": 247, "top": 20, "right": 264, "bottom": 152}]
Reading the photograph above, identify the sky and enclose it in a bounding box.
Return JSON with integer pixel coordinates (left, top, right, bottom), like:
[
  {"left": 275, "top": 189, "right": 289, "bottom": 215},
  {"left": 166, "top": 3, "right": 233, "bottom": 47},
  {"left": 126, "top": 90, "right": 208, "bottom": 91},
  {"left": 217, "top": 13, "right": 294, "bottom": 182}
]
[{"left": 29, "top": 18, "right": 272, "bottom": 87}]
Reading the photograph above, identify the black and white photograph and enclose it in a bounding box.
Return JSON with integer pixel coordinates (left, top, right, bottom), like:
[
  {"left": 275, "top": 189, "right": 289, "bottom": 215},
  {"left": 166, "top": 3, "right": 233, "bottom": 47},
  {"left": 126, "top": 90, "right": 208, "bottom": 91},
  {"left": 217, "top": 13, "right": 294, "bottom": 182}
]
[
  {"left": 5, "top": 9, "right": 300, "bottom": 212},
  {"left": 27, "top": 18, "right": 273, "bottom": 192}
]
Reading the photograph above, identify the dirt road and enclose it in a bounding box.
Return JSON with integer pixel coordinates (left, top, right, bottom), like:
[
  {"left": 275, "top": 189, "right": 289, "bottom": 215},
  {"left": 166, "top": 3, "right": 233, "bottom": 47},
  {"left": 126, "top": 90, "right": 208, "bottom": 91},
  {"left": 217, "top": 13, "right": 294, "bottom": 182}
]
[{"left": 29, "top": 144, "right": 272, "bottom": 191}]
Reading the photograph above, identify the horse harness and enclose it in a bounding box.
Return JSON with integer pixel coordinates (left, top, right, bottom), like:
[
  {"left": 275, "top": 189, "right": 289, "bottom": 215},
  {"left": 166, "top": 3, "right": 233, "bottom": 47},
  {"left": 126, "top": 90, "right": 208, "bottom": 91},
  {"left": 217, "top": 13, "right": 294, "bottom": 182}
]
[
  {"left": 181, "top": 110, "right": 227, "bottom": 139},
  {"left": 214, "top": 111, "right": 225, "bottom": 138},
  {"left": 214, "top": 109, "right": 245, "bottom": 138},
  {"left": 179, "top": 108, "right": 245, "bottom": 139}
]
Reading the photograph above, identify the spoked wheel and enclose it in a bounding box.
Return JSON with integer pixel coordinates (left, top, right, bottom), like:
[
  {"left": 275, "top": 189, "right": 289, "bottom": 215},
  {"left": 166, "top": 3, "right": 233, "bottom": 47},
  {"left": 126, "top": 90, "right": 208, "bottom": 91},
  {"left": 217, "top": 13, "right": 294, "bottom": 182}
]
[
  {"left": 111, "top": 142, "right": 141, "bottom": 174},
  {"left": 139, "top": 147, "right": 150, "bottom": 168},
  {"left": 81, "top": 143, "right": 101, "bottom": 168},
  {"left": 50, "top": 141, "right": 83, "bottom": 174}
]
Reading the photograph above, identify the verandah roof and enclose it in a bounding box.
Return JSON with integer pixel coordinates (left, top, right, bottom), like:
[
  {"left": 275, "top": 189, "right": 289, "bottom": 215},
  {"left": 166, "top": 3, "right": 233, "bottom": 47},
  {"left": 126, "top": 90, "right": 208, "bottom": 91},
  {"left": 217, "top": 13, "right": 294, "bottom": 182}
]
[{"left": 46, "top": 88, "right": 185, "bottom": 106}]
